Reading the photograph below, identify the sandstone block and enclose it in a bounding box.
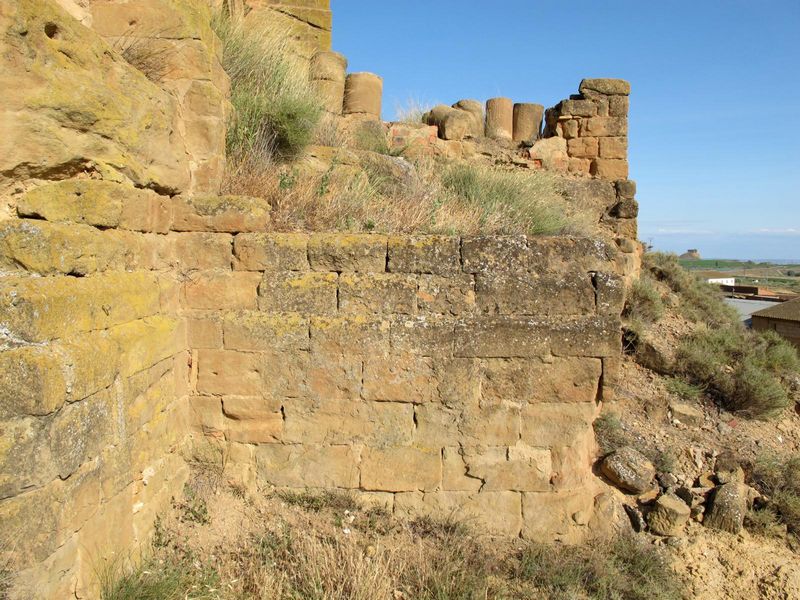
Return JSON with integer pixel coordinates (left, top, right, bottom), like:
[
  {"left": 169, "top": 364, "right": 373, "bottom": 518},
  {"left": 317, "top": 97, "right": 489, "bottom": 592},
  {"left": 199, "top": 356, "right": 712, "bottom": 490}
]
[
  {"left": 567, "top": 137, "right": 599, "bottom": 159},
  {"left": 528, "top": 137, "right": 568, "bottom": 171},
  {"left": 0, "top": 417, "right": 57, "bottom": 499},
  {"left": 454, "top": 316, "right": 619, "bottom": 358},
  {"left": 168, "top": 232, "right": 232, "bottom": 270},
  {"left": 609, "top": 198, "right": 639, "bottom": 219},
  {"left": 0, "top": 346, "right": 66, "bottom": 418},
  {"left": 513, "top": 103, "right": 544, "bottom": 143},
  {"left": 558, "top": 99, "right": 597, "bottom": 117},
  {"left": 189, "top": 396, "right": 225, "bottom": 436},
  {"left": 223, "top": 311, "right": 309, "bottom": 352},
  {"left": 387, "top": 235, "right": 461, "bottom": 276},
  {"left": 599, "top": 136, "right": 628, "bottom": 159},
  {"left": 225, "top": 417, "right": 283, "bottom": 444},
  {"left": 196, "top": 350, "right": 262, "bottom": 397},
  {"left": 648, "top": 493, "right": 690, "bottom": 536},
  {"left": 568, "top": 157, "right": 592, "bottom": 175},
  {"left": 361, "top": 446, "right": 441, "bottom": 492},
  {"left": 581, "top": 117, "right": 628, "bottom": 137},
  {"left": 362, "top": 355, "right": 437, "bottom": 403},
  {"left": 609, "top": 95, "right": 630, "bottom": 117},
  {"left": 520, "top": 402, "right": 598, "bottom": 447},
  {"left": 283, "top": 398, "right": 413, "bottom": 446},
  {"left": 485, "top": 97, "right": 514, "bottom": 140},
  {"left": 594, "top": 272, "right": 626, "bottom": 317},
  {"left": 481, "top": 357, "right": 602, "bottom": 406},
  {"left": 0, "top": 271, "right": 160, "bottom": 343},
  {"left": 560, "top": 119, "right": 579, "bottom": 139},
  {"left": 310, "top": 316, "right": 390, "bottom": 356},
  {"left": 705, "top": 483, "right": 749, "bottom": 534},
  {"left": 171, "top": 195, "right": 270, "bottom": 232},
  {"left": 0, "top": 220, "right": 129, "bottom": 276},
  {"left": 339, "top": 273, "right": 417, "bottom": 314},
  {"left": 475, "top": 273, "right": 596, "bottom": 316},
  {"left": 184, "top": 271, "right": 261, "bottom": 310},
  {"left": 669, "top": 401, "right": 704, "bottom": 427},
  {"left": 186, "top": 318, "right": 223, "bottom": 349},
  {"left": 395, "top": 491, "right": 522, "bottom": 537},
  {"left": 452, "top": 99, "right": 484, "bottom": 137},
  {"left": 425, "top": 105, "right": 479, "bottom": 141},
  {"left": 417, "top": 274, "right": 476, "bottom": 316},
  {"left": 461, "top": 235, "right": 528, "bottom": 274},
  {"left": 257, "top": 271, "right": 337, "bottom": 314},
  {"left": 600, "top": 447, "right": 656, "bottom": 494},
  {"left": 390, "top": 316, "right": 455, "bottom": 357},
  {"left": 343, "top": 72, "right": 383, "bottom": 118},
  {"left": 615, "top": 179, "right": 637, "bottom": 199},
  {"left": 307, "top": 233, "right": 387, "bottom": 272},
  {"left": 579, "top": 78, "right": 631, "bottom": 96},
  {"left": 591, "top": 158, "right": 629, "bottom": 180},
  {"left": 465, "top": 443, "right": 552, "bottom": 492},
  {"left": 255, "top": 445, "right": 359, "bottom": 489},
  {"left": 313, "top": 78, "right": 345, "bottom": 114},
  {"left": 234, "top": 232, "right": 309, "bottom": 271},
  {"left": 442, "top": 447, "right": 483, "bottom": 492},
  {"left": 108, "top": 316, "right": 182, "bottom": 378},
  {"left": 305, "top": 353, "right": 363, "bottom": 401}
]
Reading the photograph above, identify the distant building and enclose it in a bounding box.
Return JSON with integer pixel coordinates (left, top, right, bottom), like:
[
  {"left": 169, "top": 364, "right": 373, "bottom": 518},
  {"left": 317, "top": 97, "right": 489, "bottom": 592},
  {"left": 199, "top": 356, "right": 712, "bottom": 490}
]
[
  {"left": 708, "top": 277, "right": 736, "bottom": 286},
  {"left": 751, "top": 298, "right": 800, "bottom": 349},
  {"left": 680, "top": 249, "right": 701, "bottom": 260}
]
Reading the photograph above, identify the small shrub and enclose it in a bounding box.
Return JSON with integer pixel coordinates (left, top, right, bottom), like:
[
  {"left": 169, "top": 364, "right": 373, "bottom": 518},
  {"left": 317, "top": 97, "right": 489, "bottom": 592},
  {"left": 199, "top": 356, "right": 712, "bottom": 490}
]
[
  {"left": 516, "top": 535, "right": 683, "bottom": 600},
  {"left": 625, "top": 277, "right": 665, "bottom": 324},
  {"left": 352, "top": 122, "right": 405, "bottom": 156},
  {"left": 113, "top": 29, "right": 172, "bottom": 83},
  {"left": 676, "top": 327, "right": 799, "bottom": 418},
  {"left": 212, "top": 12, "right": 322, "bottom": 165},
  {"left": 665, "top": 377, "right": 703, "bottom": 401},
  {"left": 750, "top": 454, "right": 800, "bottom": 536},
  {"left": 176, "top": 484, "right": 210, "bottom": 525},
  {"left": 394, "top": 97, "right": 433, "bottom": 124}
]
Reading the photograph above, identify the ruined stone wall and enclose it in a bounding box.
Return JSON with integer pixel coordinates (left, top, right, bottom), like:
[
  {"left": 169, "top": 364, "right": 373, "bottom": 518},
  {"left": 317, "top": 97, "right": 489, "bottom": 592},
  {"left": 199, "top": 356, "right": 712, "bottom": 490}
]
[{"left": 185, "top": 231, "right": 628, "bottom": 539}]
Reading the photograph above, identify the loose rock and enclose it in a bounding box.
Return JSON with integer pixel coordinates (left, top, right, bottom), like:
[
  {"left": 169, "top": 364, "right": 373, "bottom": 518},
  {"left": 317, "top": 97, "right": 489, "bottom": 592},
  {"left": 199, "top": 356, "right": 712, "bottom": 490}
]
[
  {"left": 705, "top": 483, "right": 749, "bottom": 534},
  {"left": 647, "top": 492, "right": 691, "bottom": 536},
  {"left": 600, "top": 446, "right": 656, "bottom": 494}
]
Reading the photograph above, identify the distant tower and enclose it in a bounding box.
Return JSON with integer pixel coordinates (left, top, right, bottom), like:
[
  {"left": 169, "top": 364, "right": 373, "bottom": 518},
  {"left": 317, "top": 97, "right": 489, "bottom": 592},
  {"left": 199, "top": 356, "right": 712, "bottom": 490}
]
[{"left": 679, "top": 249, "right": 701, "bottom": 260}]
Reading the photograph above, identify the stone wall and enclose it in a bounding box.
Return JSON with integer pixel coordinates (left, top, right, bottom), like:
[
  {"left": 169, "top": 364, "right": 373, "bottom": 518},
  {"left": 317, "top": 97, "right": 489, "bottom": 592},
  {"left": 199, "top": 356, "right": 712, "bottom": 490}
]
[{"left": 184, "top": 230, "right": 628, "bottom": 540}]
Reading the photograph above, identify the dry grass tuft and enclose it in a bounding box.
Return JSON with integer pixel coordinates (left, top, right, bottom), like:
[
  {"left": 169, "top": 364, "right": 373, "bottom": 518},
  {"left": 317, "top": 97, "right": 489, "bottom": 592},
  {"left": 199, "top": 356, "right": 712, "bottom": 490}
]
[{"left": 112, "top": 29, "right": 173, "bottom": 83}]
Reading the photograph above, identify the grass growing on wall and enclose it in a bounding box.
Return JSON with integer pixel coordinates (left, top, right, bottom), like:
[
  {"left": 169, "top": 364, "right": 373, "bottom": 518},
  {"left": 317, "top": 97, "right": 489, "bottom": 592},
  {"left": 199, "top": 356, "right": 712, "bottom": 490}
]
[{"left": 212, "top": 12, "right": 322, "bottom": 166}]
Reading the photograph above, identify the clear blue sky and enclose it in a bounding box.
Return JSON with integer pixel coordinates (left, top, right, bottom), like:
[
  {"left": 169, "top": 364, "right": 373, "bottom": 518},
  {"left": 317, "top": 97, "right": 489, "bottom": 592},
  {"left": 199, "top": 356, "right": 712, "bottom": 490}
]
[{"left": 331, "top": 0, "right": 800, "bottom": 261}]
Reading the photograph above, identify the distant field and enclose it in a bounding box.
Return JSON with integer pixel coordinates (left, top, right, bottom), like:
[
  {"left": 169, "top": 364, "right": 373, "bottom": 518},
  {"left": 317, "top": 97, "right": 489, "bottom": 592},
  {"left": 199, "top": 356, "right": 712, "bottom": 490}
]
[{"left": 678, "top": 259, "right": 800, "bottom": 294}]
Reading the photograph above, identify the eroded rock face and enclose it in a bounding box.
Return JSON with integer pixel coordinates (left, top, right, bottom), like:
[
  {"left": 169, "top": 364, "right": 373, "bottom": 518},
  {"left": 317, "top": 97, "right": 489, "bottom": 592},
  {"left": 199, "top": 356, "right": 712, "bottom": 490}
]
[
  {"left": 0, "top": 0, "right": 190, "bottom": 193},
  {"left": 600, "top": 446, "right": 656, "bottom": 494}
]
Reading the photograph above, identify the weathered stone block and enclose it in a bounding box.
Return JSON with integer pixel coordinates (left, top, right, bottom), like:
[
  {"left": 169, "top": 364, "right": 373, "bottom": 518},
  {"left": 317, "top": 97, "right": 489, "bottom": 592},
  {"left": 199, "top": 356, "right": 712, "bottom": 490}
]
[
  {"left": 442, "top": 447, "right": 483, "bottom": 492},
  {"left": 310, "top": 316, "right": 390, "bottom": 356},
  {"left": 258, "top": 271, "right": 337, "bottom": 314},
  {"left": 580, "top": 117, "right": 628, "bottom": 137},
  {"left": 465, "top": 443, "right": 552, "bottom": 492},
  {"left": 522, "top": 490, "right": 594, "bottom": 542},
  {"left": 395, "top": 491, "right": 522, "bottom": 537},
  {"left": 307, "top": 233, "right": 387, "bottom": 272},
  {"left": 306, "top": 353, "right": 363, "bottom": 401},
  {"left": 568, "top": 157, "right": 592, "bottom": 175},
  {"left": 343, "top": 72, "right": 382, "bottom": 118},
  {"left": 196, "top": 350, "right": 262, "bottom": 397},
  {"left": 461, "top": 236, "right": 528, "bottom": 274},
  {"left": 361, "top": 446, "right": 442, "bottom": 492},
  {"left": 225, "top": 417, "right": 283, "bottom": 444},
  {"left": 362, "top": 355, "right": 437, "bottom": 403},
  {"left": 485, "top": 97, "right": 514, "bottom": 140},
  {"left": 475, "top": 273, "right": 595, "bottom": 316},
  {"left": 186, "top": 317, "right": 223, "bottom": 349},
  {"left": 559, "top": 99, "right": 597, "bottom": 117},
  {"left": 233, "top": 233, "right": 309, "bottom": 271},
  {"left": 599, "top": 137, "right": 627, "bottom": 159},
  {"left": 481, "top": 357, "right": 602, "bottom": 406},
  {"left": 0, "top": 272, "right": 160, "bottom": 343},
  {"left": 0, "top": 220, "right": 129, "bottom": 276},
  {"left": 609, "top": 198, "right": 639, "bottom": 219},
  {"left": 567, "top": 137, "right": 599, "bottom": 159},
  {"left": 256, "top": 445, "right": 359, "bottom": 489},
  {"left": 648, "top": 493, "right": 690, "bottom": 536},
  {"left": 417, "top": 274, "right": 476, "bottom": 316},
  {"left": 184, "top": 271, "right": 261, "bottom": 310},
  {"left": 387, "top": 235, "right": 461, "bottom": 276},
  {"left": 520, "top": 402, "right": 598, "bottom": 447},
  {"left": 283, "top": 398, "right": 413, "bottom": 445},
  {"left": 189, "top": 396, "right": 224, "bottom": 436},
  {"left": 0, "top": 417, "right": 56, "bottom": 499},
  {"left": 615, "top": 179, "right": 637, "bottom": 200},
  {"left": 222, "top": 311, "right": 309, "bottom": 352},
  {"left": 591, "top": 158, "right": 629, "bottom": 180},
  {"left": 608, "top": 95, "right": 629, "bottom": 117},
  {"left": 0, "top": 346, "right": 66, "bottom": 418},
  {"left": 339, "top": 273, "right": 417, "bottom": 314},
  {"left": 390, "top": 316, "right": 456, "bottom": 356},
  {"left": 108, "top": 317, "right": 183, "bottom": 378},
  {"left": 595, "top": 272, "right": 626, "bottom": 316},
  {"left": 171, "top": 195, "right": 270, "bottom": 232},
  {"left": 168, "top": 232, "right": 232, "bottom": 270},
  {"left": 579, "top": 79, "right": 631, "bottom": 96}
]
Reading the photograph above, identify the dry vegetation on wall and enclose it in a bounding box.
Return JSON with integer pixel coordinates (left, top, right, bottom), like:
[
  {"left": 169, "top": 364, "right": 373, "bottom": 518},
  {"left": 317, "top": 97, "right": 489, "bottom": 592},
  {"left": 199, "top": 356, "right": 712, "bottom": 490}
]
[
  {"left": 624, "top": 252, "right": 800, "bottom": 418},
  {"left": 101, "top": 466, "right": 682, "bottom": 600},
  {"left": 111, "top": 28, "right": 173, "bottom": 84},
  {"left": 212, "top": 11, "right": 322, "bottom": 166}
]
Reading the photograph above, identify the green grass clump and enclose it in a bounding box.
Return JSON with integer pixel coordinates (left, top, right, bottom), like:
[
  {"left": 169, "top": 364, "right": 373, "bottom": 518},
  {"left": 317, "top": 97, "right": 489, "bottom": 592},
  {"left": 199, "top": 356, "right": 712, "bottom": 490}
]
[
  {"left": 441, "top": 163, "right": 582, "bottom": 236},
  {"left": 676, "top": 328, "right": 799, "bottom": 418},
  {"left": 212, "top": 12, "right": 322, "bottom": 163},
  {"left": 624, "top": 277, "right": 665, "bottom": 326},
  {"left": 516, "top": 535, "right": 683, "bottom": 600},
  {"left": 101, "top": 557, "right": 219, "bottom": 600},
  {"left": 593, "top": 412, "right": 631, "bottom": 455},
  {"left": 750, "top": 454, "right": 800, "bottom": 538}
]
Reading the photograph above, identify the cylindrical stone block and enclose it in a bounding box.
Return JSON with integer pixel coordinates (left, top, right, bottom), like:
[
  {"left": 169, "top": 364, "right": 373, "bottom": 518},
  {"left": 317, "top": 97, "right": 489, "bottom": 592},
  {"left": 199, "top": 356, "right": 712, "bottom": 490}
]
[
  {"left": 313, "top": 79, "right": 345, "bottom": 114},
  {"left": 485, "top": 97, "right": 513, "bottom": 140},
  {"left": 513, "top": 103, "right": 544, "bottom": 143},
  {"left": 343, "top": 72, "right": 383, "bottom": 119},
  {"left": 310, "top": 51, "right": 347, "bottom": 83}
]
